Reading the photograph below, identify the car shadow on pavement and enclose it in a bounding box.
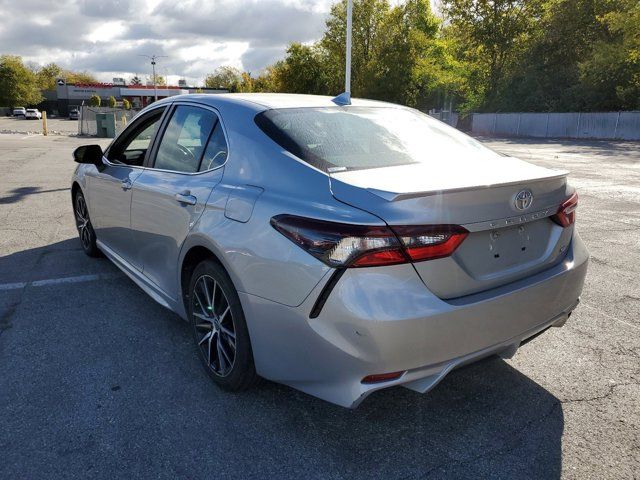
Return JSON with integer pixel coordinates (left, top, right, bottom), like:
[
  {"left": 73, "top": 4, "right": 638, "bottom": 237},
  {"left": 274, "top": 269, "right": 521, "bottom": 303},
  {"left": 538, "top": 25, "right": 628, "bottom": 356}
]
[
  {"left": 0, "top": 186, "right": 70, "bottom": 204},
  {"left": 0, "top": 238, "right": 563, "bottom": 480}
]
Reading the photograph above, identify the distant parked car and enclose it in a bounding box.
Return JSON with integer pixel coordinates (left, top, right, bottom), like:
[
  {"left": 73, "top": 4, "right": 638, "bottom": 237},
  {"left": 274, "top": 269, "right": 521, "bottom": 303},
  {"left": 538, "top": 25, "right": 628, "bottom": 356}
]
[
  {"left": 25, "top": 109, "right": 42, "bottom": 120},
  {"left": 69, "top": 108, "right": 79, "bottom": 120},
  {"left": 13, "top": 107, "right": 26, "bottom": 117}
]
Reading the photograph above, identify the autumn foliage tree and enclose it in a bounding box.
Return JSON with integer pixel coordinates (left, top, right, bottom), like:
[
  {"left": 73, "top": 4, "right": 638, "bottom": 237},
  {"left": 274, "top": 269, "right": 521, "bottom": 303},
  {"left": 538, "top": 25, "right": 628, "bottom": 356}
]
[{"left": 0, "top": 55, "right": 43, "bottom": 107}]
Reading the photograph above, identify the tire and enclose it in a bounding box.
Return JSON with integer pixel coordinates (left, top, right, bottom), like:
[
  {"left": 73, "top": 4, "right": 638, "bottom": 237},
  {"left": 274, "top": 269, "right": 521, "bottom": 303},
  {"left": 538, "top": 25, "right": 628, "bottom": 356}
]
[
  {"left": 189, "top": 259, "right": 259, "bottom": 391},
  {"left": 73, "top": 190, "right": 101, "bottom": 257}
]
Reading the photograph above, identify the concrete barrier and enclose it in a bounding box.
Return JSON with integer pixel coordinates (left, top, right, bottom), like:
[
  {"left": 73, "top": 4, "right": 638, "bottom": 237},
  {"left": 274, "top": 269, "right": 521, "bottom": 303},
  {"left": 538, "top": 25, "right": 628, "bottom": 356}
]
[{"left": 471, "top": 112, "right": 640, "bottom": 140}]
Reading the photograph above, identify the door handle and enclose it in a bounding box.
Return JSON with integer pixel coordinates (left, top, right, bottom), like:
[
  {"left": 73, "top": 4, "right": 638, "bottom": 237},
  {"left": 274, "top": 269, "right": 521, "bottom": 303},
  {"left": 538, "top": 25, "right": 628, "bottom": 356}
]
[
  {"left": 121, "top": 179, "right": 133, "bottom": 190},
  {"left": 175, "top": 192, "right": 197, "bottom": 206}
]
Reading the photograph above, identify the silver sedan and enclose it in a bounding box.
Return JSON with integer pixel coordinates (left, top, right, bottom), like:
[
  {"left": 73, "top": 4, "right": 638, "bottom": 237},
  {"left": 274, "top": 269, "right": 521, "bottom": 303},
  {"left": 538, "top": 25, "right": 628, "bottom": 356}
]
[{"left": 71, "top": 94, "right": 588, "bottom": 408}]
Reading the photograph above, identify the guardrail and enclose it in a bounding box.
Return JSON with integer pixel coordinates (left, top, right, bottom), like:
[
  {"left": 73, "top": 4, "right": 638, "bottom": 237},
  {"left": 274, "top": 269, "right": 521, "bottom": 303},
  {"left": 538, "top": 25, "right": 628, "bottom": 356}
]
[{"left": 471, "top": 112, "right": 640, "bottom": 140}]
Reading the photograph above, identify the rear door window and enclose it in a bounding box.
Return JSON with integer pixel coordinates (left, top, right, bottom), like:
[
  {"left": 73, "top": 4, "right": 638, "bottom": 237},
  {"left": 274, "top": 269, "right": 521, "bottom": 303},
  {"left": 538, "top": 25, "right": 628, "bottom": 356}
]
[{"left": 153, "top": 105, "right": 218, "bottom": 173}]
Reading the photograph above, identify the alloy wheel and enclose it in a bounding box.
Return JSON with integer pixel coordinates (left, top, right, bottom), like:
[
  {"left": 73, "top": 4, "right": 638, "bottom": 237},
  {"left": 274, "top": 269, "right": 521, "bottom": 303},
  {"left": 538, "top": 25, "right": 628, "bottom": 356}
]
[
  {"left": 75, "top": 194, "right": 92, "bottom": 250},
  {"left": 192, "top": 274, "right": 237, "bottom": 377}
]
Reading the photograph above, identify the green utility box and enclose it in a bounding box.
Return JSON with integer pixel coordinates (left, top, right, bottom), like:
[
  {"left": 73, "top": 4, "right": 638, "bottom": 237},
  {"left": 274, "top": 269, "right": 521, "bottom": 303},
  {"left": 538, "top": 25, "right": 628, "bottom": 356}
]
[{"left": 95, "top": 113, "right": 116, "bottom": 138}]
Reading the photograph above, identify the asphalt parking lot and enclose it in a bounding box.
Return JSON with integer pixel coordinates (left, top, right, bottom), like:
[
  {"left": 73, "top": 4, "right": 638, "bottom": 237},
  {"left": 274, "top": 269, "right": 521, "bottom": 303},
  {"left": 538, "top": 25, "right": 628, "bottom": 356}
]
[
  {"left": 0, "top": 115, "right": 79, "bottom": 136},
  {"left": 0, "top": 133, "right": 638, "bottom": 479}
]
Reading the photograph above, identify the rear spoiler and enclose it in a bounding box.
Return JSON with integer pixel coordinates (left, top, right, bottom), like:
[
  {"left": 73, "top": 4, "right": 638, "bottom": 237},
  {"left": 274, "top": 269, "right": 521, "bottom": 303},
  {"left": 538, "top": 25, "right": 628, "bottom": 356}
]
[{"left": 365, "top": 171, "right": 569, "bottom": 202}]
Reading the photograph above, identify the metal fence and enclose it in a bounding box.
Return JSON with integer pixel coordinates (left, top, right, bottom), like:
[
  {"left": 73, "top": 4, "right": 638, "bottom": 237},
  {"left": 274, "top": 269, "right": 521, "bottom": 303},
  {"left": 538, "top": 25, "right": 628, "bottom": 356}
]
[
  {"left": 428, "top": 110, "right": 459, "bottom": 128},
  {"left": 78, "top": 106, "right": 138, "bottom": 136},
  {"left": 471, "top": 112, "right": 640, "bottom": 140}
]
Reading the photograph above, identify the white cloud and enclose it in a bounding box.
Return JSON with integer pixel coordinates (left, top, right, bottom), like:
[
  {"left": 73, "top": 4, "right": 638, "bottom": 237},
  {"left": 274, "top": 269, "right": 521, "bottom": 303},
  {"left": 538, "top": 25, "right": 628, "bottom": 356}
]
[
  {"left": 0, "top": 0, "right": 334, "bottom": 85},
  {"left": 85, "top": 21, "right": 127, "bottom": 43}
]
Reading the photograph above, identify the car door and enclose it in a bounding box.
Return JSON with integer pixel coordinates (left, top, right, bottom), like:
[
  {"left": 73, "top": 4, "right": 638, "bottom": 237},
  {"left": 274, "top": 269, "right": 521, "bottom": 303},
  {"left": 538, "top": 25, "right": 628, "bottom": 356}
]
[
  {"left": 130, "top": 103, "right": 229, "bottom": 298},
  {"left": 88, "top": 106, "right": 167, "bottom": 269}
]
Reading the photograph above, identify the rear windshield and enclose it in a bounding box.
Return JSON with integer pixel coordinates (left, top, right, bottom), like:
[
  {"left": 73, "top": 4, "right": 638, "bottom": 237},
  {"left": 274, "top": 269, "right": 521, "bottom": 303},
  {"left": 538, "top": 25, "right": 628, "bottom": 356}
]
[{"left": 255, "top": 106, "right": 497, "bottom": 172}]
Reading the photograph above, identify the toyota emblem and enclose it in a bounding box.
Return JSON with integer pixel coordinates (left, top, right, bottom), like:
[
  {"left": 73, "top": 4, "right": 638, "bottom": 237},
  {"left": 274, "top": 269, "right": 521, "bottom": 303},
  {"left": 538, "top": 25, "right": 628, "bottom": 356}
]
[{"left": 514, "top": 189, "right": 533, "bottom": 210}]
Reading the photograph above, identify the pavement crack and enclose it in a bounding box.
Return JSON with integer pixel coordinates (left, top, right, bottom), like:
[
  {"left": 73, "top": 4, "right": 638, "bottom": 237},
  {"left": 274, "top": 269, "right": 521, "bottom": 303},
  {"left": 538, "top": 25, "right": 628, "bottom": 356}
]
[{"left": 560, "top": 381, "right": 638, "bottom": 405}]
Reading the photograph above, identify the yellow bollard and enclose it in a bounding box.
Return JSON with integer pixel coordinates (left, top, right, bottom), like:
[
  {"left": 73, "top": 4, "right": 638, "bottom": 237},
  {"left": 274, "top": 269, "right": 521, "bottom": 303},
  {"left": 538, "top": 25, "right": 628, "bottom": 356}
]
[
  {"left": 42, "top": 111, "right": 48, "bottom": 136},
  {"left": 122, "top": 115, "right": 127, "bottom": 127}
]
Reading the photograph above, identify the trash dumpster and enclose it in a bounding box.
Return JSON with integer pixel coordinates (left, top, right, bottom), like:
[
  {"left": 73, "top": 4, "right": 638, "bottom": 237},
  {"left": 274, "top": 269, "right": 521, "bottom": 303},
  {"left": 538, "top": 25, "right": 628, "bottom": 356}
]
[{"left": 95, "top": 113, "right": 116, "bottom": 138}]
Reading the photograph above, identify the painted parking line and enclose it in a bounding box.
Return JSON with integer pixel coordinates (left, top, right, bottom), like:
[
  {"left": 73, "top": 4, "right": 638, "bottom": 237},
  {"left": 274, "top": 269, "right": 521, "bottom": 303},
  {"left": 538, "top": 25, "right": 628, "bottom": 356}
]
[
  {"left": 0, "top": 281, "right": 28, "bottom": 291},
  {"left": 0, "top": 272, "right": 124, "bottom": 291}
]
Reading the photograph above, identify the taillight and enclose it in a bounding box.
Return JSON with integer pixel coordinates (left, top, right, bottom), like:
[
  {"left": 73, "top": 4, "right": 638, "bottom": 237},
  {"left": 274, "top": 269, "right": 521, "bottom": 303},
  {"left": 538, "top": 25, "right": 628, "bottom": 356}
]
[
  {"left": 393, "top": 225, "right": 468, "bottom": 262},
  {"left": 551, "top": 192, "right": 578, "bottom": 227},
  {"left": 271, "top": 215, "right": 468, "bottom": 268}
]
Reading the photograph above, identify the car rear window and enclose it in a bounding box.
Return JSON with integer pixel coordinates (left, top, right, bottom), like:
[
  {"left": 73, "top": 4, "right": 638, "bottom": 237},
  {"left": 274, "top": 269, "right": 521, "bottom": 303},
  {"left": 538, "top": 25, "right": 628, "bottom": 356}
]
[{"left": 255, "top": 106, "right": 497, "bottom": 173}]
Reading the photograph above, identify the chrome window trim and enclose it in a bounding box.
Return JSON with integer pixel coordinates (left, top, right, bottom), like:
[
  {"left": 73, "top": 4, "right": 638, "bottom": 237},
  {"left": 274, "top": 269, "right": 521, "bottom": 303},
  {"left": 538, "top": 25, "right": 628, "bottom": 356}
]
[{"left": 144, "top": 100, "right": 231, "bottom": 176}]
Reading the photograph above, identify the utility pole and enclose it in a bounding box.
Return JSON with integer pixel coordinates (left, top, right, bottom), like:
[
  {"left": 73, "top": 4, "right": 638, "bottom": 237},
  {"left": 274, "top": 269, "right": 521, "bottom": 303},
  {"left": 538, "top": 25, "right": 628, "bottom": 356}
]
[
  {"left": 345, "top": 0, "right": 353, "bottom": 97},
  {"left": 138, "top": 54, "right": 167, "bottom": 102}
]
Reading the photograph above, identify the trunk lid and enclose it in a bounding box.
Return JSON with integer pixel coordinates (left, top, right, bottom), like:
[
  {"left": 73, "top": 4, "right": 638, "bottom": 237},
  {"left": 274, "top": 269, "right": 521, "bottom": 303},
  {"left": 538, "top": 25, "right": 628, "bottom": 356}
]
[{"left": 329, "top": 159, "right": 573, "bottom": 299}]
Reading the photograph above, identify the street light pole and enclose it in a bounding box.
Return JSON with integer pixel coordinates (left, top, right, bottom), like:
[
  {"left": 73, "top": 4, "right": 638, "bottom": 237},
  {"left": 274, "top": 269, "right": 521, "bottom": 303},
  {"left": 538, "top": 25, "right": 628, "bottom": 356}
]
[
  {"left": 345, "top": 0, "right": 352, "bottom": 96},
  {"left": 151, "top": 58, "right": 157, "bottom": 102},
  {"left": 138, "top": 54, "right": 167, "bottom": 103}
]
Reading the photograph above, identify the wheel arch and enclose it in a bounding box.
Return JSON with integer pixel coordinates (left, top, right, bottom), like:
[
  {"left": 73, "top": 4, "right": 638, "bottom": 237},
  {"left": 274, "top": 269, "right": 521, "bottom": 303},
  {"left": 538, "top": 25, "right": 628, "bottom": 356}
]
[
  {"left": 179, "top": 238, "right": 241, "bottom": 320},
  {"left": 71, "top": 181, "right": 81, "bottom": 201}
]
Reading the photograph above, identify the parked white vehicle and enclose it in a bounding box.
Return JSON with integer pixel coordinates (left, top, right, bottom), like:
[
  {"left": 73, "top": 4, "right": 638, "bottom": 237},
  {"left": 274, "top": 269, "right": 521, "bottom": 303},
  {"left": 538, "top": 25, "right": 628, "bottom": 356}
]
[
  {"left": 13, "top": 107, "right": 26, "bottom": 117},
  {"left": 25, "top": 109, "right": 42, "bottom": 120}
]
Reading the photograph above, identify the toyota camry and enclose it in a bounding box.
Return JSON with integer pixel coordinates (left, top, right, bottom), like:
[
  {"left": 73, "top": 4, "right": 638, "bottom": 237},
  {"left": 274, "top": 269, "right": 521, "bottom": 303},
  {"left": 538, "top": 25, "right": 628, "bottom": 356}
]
[{"left": 71, "top": 93, "right": 588, "bottom": 408}]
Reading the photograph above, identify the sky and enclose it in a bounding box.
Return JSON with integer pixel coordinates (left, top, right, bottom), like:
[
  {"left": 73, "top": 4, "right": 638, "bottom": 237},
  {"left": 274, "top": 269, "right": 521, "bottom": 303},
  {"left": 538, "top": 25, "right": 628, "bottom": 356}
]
[
  {"left": 0, "top": 0, "right": 422, "bottom": 86},
  {"left": 0, "top": 0, "right": 345, "bottom": 86}
]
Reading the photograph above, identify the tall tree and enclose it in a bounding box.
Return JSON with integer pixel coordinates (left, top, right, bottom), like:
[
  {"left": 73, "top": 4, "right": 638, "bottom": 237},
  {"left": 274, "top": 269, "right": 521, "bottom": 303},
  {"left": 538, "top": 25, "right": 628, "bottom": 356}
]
[
  {"left": 321, "top": 0, "right": 391, "bottom": 96},
  {"left": 204, "top": 66, "right": 243, "bottom": 91},
  {"left": 0, "top": 55, "right": 43, "bottom": 107},
  {"left": 272, "top": 43, "right": 330, "bottom": 94},
  {"left": 65, "top": 70, "right": 99, "bottom": 84},
  {"left": 580, "top": 0, "right": 640, "bottom": 110},
  {"left": 373, "top": 0, "right": 451, "bottom": 107},
  {"left": 252, "top": 64, "right": 283, "bottom": 92},
  {"left": 498, "top": 0, "right": 619, "bottom": 111},
  {"left": 442, "top": 0, "right": 542, "bottom": 111},
  {"left": 36, "top": 63, "right": 63, "bottom": 90}
]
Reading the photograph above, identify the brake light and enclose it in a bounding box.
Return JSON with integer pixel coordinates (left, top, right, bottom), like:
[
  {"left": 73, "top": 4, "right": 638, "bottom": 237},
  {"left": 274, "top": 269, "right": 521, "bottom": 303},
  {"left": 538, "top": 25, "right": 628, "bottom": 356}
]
[
  {"left": 551, "top": 192, "right": 578, "bottom": 227},
  {"left": 271, "top": 215, "right": 468, "bottom": 268},
  {"left": 393, "top": 225, "right": 468, "bottom": 262}
]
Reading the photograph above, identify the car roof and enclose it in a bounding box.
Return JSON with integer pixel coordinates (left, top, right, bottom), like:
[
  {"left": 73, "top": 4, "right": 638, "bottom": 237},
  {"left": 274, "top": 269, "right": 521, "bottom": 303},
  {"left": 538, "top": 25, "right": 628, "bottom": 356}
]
[{"left": 157, "top": 93, "right": 398, "bottom": 111}]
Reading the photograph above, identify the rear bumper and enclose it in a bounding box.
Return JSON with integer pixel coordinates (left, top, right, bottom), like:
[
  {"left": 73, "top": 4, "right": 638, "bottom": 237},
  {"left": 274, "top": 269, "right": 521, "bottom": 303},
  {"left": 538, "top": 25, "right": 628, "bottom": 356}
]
[{"left": 240, "top": 231, "right": 589, "bottom": 408}]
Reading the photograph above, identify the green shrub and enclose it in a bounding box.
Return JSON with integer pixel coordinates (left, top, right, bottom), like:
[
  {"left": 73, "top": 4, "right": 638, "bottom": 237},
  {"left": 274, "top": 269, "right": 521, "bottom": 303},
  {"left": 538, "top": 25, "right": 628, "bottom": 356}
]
[{"left": 88, "top": 94, "right": 101, "bottom": 107}]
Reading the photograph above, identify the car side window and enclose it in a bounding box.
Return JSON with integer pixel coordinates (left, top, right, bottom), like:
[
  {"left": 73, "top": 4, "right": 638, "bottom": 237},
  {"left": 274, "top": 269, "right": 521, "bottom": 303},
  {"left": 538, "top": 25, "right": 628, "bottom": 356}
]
[
  {"left": 199, "top": 122, "right": 228, "bottom": 171},
  {"left": 153, "top": 105, "right": 217, "bottom": 173},
  {"left": 107, "top": 109, "right": 164, "bottom": 166}
]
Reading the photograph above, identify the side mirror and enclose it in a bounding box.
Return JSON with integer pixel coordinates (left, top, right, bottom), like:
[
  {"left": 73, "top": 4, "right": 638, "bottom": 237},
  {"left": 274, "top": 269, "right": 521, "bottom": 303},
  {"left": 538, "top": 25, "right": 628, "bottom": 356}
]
[{"left": 73, "top": 144, "right": 104, "bottom": 166}]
